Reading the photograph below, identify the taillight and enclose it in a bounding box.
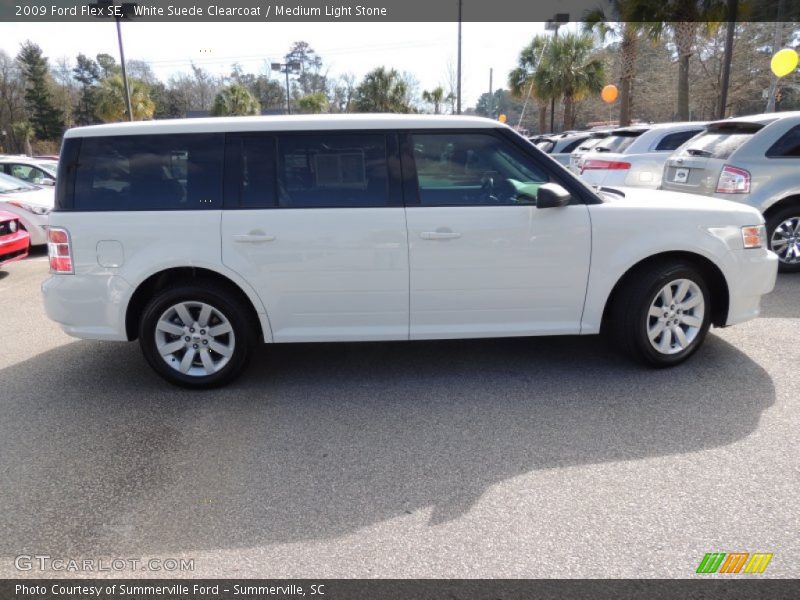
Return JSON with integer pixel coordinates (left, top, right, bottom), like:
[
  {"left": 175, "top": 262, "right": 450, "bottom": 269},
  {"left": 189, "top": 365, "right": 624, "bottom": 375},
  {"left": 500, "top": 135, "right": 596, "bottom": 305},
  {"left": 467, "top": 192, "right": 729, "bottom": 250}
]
[
  {"left": 716, "top": 165, "right": 750, "bottom": 194},
  {"left": 47, "top": 227, "right": 73, "bottom": 274},
  {"left": 581, "top": 159, "right": 631, "bottom": 173}
]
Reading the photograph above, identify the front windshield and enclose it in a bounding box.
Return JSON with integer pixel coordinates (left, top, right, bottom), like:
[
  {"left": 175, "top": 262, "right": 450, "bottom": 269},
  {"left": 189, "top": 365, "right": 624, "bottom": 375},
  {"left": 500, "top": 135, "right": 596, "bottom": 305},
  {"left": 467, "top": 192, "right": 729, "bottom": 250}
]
[{"left": 0, "top": 172, "right": 37, "bottom": 193}]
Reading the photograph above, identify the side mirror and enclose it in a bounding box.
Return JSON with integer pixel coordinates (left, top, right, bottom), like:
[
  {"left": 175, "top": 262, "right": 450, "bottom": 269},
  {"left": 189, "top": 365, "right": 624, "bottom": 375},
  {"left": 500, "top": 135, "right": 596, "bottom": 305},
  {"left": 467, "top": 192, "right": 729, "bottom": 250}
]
[
  {"left": 41, "top": 178, "right": 55, "bottom": 186},
  {"left": 536, "top": 183, "right": 571, "bottom": 209}
]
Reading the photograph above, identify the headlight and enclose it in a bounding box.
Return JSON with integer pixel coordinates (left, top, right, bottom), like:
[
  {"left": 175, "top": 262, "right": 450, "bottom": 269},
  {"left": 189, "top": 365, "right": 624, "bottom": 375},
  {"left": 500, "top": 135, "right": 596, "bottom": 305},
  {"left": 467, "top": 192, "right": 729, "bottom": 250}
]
[{"left": 741, "top": 225, "right": 765, "bottom": 249}]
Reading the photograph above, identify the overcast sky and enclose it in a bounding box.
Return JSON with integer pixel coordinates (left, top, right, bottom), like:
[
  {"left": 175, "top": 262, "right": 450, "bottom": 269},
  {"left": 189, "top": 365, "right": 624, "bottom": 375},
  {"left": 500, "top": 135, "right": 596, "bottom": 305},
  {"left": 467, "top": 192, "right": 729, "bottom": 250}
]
[{"left": 0, "top": 21, "right": 582, "bottom": 108}]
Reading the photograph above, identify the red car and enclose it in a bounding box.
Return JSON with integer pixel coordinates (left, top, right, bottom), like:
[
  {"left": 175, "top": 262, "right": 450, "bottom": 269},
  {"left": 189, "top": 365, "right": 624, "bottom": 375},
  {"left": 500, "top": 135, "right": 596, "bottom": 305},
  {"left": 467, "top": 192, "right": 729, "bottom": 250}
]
[{"left": 0, "top": 209, "right": 29, "bottom": 267}]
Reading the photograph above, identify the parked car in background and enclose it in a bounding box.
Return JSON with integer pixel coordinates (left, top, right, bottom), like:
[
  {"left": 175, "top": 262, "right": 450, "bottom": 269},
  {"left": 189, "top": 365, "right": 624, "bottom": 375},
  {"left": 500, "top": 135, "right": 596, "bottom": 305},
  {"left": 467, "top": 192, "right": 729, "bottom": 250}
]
[
  {"left": 0, "top": 156, "right": 57, "bottom": 186},
  {"left": 0, "top": 210, "right": 29, "bottom": 267},
  {"left": 568, "top": 130, "right": 613, "bottom": 173},
  {"left": 661, "top": 111, "right": 800, "bottom": 272},
  {"left": 0, "top": 172, "right": 54, "bottom": 245},
  {"left": 535, "top": 131, "right": 592, "bottom": 167},
  {"left": 42, "top": 115, "right": 776, "bottom": 387},
  {"left": 578, "top": 122, "right": 707, "bottom": 189}
]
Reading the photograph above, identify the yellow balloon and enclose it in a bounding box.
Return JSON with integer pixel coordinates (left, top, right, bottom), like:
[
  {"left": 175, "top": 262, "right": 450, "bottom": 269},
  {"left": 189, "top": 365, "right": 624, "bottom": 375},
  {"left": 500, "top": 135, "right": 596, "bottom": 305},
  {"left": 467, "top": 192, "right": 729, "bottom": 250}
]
[
  {"left": 498, "top": 113, "right": 507, "bottom": 123},
  {"left": 771, "top": 48, "right": 798, "bottom": 78},
  {"left": 601, "top": 84, "right": 619, "bottom": 104}
]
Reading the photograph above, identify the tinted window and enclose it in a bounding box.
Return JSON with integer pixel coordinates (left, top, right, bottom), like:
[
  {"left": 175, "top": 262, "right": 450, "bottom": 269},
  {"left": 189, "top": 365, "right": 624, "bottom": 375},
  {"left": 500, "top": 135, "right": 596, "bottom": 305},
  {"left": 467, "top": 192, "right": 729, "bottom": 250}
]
[
  {"left": 411, "top": 132, "right": 549, "bottom": 206},
  {"left": 766, "top": 125, "right": 800, "bottom": 157},
  {"left": 655, "top": 129, "right": 703, "bottom": 151},
  {"left": 73, "top": 134, "right": 224, "bottom": 210},
  {"left": 232, "top": 135, "right": 277, "bottom": 208},
  {"left": 277, "top": 134, "right": 388, "bottom": 208}
]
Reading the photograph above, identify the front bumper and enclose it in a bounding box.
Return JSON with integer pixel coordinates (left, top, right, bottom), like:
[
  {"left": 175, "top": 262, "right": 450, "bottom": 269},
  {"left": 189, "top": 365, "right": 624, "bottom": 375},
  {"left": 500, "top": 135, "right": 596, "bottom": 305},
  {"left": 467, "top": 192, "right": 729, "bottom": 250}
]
[
  {"left": 42, "top": 273, "right": 132, "bottom": 341},
  {"left": 0, "top": 231, "right": 30, "bottom": 266},
  {"left": 725, "top": 248, "right": 778, "bottom": 326}
]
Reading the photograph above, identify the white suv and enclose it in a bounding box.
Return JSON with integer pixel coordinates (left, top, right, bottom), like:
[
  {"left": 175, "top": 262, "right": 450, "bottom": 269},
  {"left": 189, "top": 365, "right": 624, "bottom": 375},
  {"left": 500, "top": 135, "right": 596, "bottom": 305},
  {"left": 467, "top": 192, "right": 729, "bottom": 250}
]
[{"left": 43, "top": 115, "right": 777, "bottom": 387}]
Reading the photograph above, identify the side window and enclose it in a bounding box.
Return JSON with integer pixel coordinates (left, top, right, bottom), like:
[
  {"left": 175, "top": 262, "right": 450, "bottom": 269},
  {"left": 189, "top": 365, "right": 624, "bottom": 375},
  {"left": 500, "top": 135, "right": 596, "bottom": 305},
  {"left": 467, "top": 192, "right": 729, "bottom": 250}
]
[
  {"left": 655, "top": 129, "right": 703, "bottom": 152},
  {"left": 766, "top": 125, "right": 800, "bottom": 157},
  {"left": 276, "top": 133, "right": 388, "bottom": 208},
  {"left": 235, "top": 135, "right": 276, "bottom": 208},
  {"left": 411, "top": 132, "right": 549, "bottom": 206},
  {"left": 561, "top": 137, "right": 589, "bottom": 153},
  {"left": 9, "top": 164, "right": 42, "bottom": 183},
  {"left": 74, "top": 133, "right": 224, "bottom": 210}
]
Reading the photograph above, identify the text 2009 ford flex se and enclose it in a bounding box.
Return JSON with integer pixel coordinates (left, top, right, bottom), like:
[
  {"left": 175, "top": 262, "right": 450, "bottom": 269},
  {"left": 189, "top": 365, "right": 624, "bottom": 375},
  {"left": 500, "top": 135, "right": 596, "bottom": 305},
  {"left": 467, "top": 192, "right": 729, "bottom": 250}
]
[{"left": 42, "top": 115, "right": 778, "bottom": 388}]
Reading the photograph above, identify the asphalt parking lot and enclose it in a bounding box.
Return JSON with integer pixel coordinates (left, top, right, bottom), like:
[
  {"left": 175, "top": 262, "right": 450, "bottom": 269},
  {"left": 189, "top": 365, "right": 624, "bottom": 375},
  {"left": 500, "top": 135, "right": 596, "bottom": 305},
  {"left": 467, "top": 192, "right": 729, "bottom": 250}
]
[{"left": 1, "top": 249, "right": 798, "bottom": 579}]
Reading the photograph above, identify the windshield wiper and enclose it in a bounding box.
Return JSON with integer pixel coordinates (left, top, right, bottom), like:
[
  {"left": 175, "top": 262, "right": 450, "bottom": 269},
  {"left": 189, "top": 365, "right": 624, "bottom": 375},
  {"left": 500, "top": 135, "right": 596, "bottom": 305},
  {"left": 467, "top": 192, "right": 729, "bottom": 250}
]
[{"left": 686, "top": 148, "right": 712, "bottom": 157}]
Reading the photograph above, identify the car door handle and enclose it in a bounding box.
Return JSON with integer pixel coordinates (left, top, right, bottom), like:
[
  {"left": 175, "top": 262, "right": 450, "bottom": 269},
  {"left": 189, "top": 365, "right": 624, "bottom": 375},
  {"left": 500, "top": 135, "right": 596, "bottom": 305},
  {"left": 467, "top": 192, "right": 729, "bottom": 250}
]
[
  {"left": 420, "top": 231, "right": 462, "bottom": 240},
  {"left": 232, "top": 233, "right": 276, "bottom": 243}
]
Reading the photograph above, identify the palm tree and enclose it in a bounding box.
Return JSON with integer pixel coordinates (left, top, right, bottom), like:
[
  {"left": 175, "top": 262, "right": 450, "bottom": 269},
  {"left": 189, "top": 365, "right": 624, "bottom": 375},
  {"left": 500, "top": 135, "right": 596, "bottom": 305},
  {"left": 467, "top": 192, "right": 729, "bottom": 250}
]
[
  {"left": 352, "top": 67, "right": 412, "bottom": 113},
  {"left": 644, "top": 0, "right": 726, "bottom": 120},
  {"left": 297, "top": 92, "right": 329, "bottom": 114},
  {"left": 11, "top": 121, "right": 34, "bottom": 156},
  {"left": 584, "top": 0, "right": 656, "bottom": 126},
  {"left": 95, "top": 75, "right": 155, "bottom": 122},
  {"left": 508, "top": 35, "right": 556, "bottom": 134},
  {"left": 210, "top": 84, "right": 261, "bottom": 116},
  {"left": 422, "top": 86, "right": 454, "bottom": 114},
  {"left": 545, "top": 33, "right": 605, "bottom": 130}
]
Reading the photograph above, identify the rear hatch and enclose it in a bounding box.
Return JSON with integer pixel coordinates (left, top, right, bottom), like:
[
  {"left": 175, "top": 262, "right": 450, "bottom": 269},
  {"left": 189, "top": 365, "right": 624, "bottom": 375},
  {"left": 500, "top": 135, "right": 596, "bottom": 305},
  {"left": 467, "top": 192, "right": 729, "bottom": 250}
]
[{"left": 661, "top": 121, "right": 766, "bottom": 195}]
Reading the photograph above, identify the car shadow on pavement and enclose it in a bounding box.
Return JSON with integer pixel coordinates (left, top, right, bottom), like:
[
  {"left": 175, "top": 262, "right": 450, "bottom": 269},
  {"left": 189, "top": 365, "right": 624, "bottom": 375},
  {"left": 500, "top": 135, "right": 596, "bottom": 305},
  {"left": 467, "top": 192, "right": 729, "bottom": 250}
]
[{"left": 0, "top": 333, "right": 775, "bottom": 558}]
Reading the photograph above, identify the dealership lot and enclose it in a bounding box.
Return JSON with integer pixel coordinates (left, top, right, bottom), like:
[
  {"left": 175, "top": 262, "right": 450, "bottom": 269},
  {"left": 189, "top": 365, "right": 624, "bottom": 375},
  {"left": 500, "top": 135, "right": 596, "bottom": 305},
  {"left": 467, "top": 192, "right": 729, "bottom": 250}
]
[{"left": 1, "top": 252, "right": 798, "bottom": 578}]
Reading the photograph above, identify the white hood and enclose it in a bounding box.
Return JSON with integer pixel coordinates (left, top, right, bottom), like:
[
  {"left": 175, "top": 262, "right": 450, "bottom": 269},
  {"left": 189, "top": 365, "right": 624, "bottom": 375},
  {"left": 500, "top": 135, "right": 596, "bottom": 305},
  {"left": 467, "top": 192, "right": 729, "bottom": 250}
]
[{"left": 0, "top": 186, "right": 54, "bottom": 209}]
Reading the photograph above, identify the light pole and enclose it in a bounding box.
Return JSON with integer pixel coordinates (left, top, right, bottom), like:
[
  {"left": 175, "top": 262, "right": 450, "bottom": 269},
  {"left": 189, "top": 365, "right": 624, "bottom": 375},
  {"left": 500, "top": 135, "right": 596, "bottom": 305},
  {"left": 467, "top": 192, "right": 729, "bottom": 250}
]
[
  {"left": 271, "top": 61, "right": 301, "bottom": 114},
  {"left": 456, "top": 0, "right": 462, "bottom": 114},
  {"left": 93, "top": 1, "right": 137, "bottom": 121},
  {"left": 545, "top": 13, "right": 569, "bottom": 133}
]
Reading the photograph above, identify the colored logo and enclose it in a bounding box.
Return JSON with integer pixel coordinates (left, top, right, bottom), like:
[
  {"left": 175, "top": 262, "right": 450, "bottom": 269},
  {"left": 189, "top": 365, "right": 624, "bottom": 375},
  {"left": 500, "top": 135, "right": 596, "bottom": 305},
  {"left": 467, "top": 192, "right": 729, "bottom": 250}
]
[{"left": 696, "top": 552, "right": 773, "bottom": 574}]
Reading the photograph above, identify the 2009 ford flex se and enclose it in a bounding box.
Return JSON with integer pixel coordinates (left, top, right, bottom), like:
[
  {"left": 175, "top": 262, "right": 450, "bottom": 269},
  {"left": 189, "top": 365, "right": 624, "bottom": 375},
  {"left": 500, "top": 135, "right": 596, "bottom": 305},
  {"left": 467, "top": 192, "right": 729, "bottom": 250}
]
[{"left": 43, "top": 115, "right": 777, "bottom": 387}]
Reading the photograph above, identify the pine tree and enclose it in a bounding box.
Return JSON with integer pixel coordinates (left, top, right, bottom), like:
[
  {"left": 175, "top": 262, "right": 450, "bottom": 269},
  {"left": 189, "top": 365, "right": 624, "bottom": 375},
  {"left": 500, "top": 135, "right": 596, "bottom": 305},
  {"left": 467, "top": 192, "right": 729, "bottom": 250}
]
[
  {"left": 16, "top": 41, "right": 64, "bottom": 140},
  {"left": 72, "top": 53, "right": 100, "bottom": 126}
]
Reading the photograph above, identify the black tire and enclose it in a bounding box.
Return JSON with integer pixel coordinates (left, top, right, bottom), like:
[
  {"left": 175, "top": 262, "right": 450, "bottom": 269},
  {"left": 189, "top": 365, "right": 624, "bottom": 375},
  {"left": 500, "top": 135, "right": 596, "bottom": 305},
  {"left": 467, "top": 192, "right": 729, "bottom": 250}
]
[
  {"left": 138, "top": 282, "right": 255, "bottom": 388},
  {"left": 609, "top": 260, "right": 712, "bottom": 367},
  {"left": 766, "top": 206, "right": 800, "bottom": 273}
]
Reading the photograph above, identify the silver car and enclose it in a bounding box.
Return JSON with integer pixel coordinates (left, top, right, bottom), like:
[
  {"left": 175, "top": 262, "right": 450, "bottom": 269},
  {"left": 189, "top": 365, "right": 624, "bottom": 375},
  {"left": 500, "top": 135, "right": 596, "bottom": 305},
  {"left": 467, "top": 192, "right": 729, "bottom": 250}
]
[
  {"left": 533, "top": 132, "right": 591, "bottom": 167},
  {"left": 661, "top": 111, "right": 800, "bottom": 272}
]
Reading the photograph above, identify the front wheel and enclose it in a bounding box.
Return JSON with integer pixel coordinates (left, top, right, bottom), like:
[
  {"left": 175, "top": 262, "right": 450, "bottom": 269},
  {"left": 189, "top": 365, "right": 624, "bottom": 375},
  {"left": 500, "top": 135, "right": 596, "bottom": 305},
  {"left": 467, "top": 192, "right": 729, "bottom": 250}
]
[
  {"left": 139, "top": 283, "right": 254, "bottom": 388},
  {"left": 609, "top": 261, "right": 712, "bottom": 367},
  {"left": 766, "top": 206, "right": 800, "bottom": 273}
]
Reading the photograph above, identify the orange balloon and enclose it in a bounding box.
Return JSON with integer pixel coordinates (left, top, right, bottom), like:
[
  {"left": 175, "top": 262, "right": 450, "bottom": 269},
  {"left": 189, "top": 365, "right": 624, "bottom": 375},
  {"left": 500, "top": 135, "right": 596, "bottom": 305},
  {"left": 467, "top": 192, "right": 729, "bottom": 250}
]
[
  {"left": 601, "top": 84, "right": 619, "bottom": 104},
  {"left": 498, "top": 113, "right": 507, "bottom": 123}
]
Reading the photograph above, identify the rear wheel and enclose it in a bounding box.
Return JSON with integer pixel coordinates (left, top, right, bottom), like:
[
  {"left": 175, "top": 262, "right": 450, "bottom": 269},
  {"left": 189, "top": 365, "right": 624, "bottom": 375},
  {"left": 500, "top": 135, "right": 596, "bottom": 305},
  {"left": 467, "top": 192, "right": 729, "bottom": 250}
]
[
  {"left": 609, "top": 260, "right": 711, "bottom": 367},
  {"left": 139, "top": 283, "right": 254, "bottom": 388},
  {"left": 766, "top": 206, "right": 800, "bottom": 273}
]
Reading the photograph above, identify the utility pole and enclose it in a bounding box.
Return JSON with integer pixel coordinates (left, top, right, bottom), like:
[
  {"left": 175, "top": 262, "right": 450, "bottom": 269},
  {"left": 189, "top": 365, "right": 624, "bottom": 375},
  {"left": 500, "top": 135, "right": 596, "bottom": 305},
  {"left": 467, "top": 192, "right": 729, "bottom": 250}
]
[
  {"left": 717, "top": 0, "right": 738, "bottom": 119},
  {"left": 272, "top": 61, "right": 301, "bottom": 114},
  {"left": 92, "top": 1, "right": 137, "bottom": 121},
  {"left": 488, "top": 68, "right": 493, "bottom": 118},
  {"left": 766, "top": 0, "right": 786, "bottom": 113},
  {"left": 457, "top": 0, "right": 462, "bottom": 114}
]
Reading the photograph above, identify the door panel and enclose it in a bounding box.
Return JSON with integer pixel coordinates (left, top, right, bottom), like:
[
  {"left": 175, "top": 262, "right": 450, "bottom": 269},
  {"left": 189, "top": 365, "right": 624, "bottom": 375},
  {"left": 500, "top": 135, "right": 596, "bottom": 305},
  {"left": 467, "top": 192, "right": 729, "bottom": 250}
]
[
  {"left": 222, "top": 209, "right": 409, "bottom": 342},
  {"left": 407, "top": 205, "right": 591, "bottom": 338},
  {"left": 221, "top": 131, "right": 409, "bottom": 342},
  {"left": 406, "top": 131, "right": 591, "bottom": 339}
]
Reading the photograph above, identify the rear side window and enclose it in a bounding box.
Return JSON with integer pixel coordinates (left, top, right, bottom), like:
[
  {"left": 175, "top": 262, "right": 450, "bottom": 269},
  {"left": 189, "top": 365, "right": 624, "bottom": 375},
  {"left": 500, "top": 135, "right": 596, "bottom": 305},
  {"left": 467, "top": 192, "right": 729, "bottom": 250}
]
[
  {"left": 560, "top": 137, "right": 589, "bottom": 153},
  {"left": 766, "top": 125, "right": 800, "bottom": 157},
  {"left": 655, "top": 129, "right": 703, "bottom": 152},
  {"left": 277, "top": 133, "right": 389, "bottom": 208},
  {"left": 73, "top": 134, "right": 224, "bottom": 210},
  {"left": 676, "top": 122, "right": 765, "bottom": 160},
  {"left": 593, "top": 131, "right": 645, "bottom": 153}
]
